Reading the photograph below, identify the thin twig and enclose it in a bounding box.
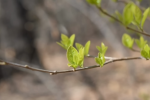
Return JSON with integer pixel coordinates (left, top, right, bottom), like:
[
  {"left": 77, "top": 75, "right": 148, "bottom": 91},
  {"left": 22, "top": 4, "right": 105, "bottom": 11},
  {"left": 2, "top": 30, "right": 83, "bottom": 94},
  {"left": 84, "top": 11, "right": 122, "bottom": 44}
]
[
  {"left": 97, "top": 6, "right": 123, "bottom": 24},
  {"left": 0, "top": 56, "right": 143, "bottom": 75},
  {"left": 126, "top": 27, "right": 150, "bottom": 37},
  {"left": 87, "top": 55, "right": 117, "bottom": 59}
]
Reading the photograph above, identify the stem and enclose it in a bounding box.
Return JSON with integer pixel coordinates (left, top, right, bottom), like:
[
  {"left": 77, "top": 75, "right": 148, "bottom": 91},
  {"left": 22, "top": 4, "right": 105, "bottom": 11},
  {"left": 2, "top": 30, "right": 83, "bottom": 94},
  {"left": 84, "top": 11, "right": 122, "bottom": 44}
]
[
  {"left": 97, "top": 6, "right": 123, "bottom": 24},
  {"left": 0, "top": 56, "right": 143, "bottom": 75},
  {"left": 87, "top": 55, "right": 117, "bottom": 59},
  {"left": 126, "top": 27, "right": 150, "bottom": 37}
]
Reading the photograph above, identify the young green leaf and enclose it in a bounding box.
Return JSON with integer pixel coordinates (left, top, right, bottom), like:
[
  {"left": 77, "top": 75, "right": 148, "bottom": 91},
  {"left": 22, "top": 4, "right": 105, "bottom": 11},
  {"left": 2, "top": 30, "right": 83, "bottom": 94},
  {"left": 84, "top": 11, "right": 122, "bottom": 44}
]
[
  {"left": 75, "top": 43, "right": 83, "bottom": 51},
  {"left": 95, "top": 53, "right": 105, "bottom": 67},
  {"left": 61, "top": 34, "right": 69, "bottom": 42},
  {"left": 141, "top": 44, "right": 150, "bottom": 59},
  {"left": 86, "top": 0, "right": 102, "bottom": 6},
  {"left": 96, "top": 43, "right": 108, "bottom": 55},
  {"left": 84, "top": 41, "right": 91, "bottom": 56},
  {"left": 69, "top": 34, "right": 75, "bottom": 46},
  {"left": 123, "top": 3, "right": 134, "bottom": 26},
  {"left": 57, "top": 42, "right": 66, "bottom": 49},
  {"left": 67, "top": 46, "right": 85, "bottom": 68},
  {"left": 57, "top": 34, "right": 75, "bottom": 50},
  {"left": 135, "top": 36, "right": 147, "bottom": 49},
  {"left": 141, "top": 7, "right": 150, "bottom": 29},
  {"left": 67, "top": 46, "right": 79, "bottom": 68},
  {"left": 132, "top": 4, "right": 142, "bottom": 26},
  {"left": 122, "top": 33, "right": 134, "bottom": 49},
  {"left": 78, "top": 48, "right": 85, "bottom": 67}
]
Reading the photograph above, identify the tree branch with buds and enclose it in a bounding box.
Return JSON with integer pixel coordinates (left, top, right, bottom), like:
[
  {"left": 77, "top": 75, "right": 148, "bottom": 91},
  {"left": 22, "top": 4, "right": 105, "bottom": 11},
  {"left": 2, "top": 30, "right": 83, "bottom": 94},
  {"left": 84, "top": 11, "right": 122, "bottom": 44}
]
[{"left": 0, "top": 56, "right": 144, "bottom": 75}]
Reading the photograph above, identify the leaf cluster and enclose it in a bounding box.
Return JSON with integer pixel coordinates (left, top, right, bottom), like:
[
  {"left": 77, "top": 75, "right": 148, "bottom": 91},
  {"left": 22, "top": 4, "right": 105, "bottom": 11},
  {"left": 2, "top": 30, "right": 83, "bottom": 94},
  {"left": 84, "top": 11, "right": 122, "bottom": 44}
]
[
  {"left": 95, "top": 43, "right": 107, "bottom": 67},
  {"left": 67, "top": 46, "right": 85, "bottom": 68},
  {"left": 57, "top": 34, "right": 75, "bottom": 50},
  {"left": 57, "top": 34, "right": 108, "bottom": 69},
  {"left": 122, "top": 34, "right": 134, "bottom": 49},
  {"left": 122, "top": 33, "right": 150, "bottom": 59},
  {"left": 115, "top": 3, "right": 150, "bottom": 29}
]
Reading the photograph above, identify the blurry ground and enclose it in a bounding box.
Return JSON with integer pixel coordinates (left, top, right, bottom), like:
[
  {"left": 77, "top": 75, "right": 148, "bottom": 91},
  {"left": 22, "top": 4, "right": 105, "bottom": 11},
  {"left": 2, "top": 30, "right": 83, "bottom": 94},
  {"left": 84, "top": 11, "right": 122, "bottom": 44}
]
[{"left": 0, "top": 0, "right": 150, "bottom": 100}]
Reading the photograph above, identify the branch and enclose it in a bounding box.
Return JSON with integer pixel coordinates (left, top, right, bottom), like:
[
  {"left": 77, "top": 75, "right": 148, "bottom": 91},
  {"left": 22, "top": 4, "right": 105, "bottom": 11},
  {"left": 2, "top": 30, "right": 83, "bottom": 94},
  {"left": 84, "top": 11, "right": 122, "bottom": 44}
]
[
  {"left": 97, "top": 6, "right": 123, "bottom": 24},
  {"left": 126, "top": 27, "right": 150, "bottom": 37},
  {"left": 97, "top": 6, "right": 150, "bottom": 37},
  {"left": 0, "top": 56, "right": 144, "bottom": 75},
  {"left": 87, "top": 55, "right": 117, "bottom": 59}
]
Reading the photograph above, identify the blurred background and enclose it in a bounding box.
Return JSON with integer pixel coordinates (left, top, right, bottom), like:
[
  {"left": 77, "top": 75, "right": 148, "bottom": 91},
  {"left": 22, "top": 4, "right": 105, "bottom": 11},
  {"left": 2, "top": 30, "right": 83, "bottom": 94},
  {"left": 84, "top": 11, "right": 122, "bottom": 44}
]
[{"left": 0, "top": 0, "right": 150, "bottom": 100}]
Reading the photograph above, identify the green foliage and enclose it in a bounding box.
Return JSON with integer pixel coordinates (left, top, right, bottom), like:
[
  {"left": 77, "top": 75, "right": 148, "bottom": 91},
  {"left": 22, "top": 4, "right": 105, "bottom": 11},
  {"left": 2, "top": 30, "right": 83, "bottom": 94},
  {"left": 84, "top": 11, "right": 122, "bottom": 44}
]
[
  {"left": 122, "top": 34, "right": 134, "bottom": 49},
  {"left": 57, "top": 0, "right": 150, "bottom": 71},
  {"left": 96, "top": 43, "right": 108, "bottom": 55},
  {"left": 120, "top": 2, "right": 142, "bottom": 27},
  {"left": 75, "top": 43, "right": 84, "bottom": 51},
  {"left": 67, "top": 46, "right": 84, "bottom": 69},
  {"left": 123, "top": 3, "right": 134, "bottom": 26},
  {"left": 70, "top": 34, "right": 75, "bottom": 46},
  {"left": 57, "top": 34, "right": 75, "bottom": 50},
  {"left": 131, "top": 4, "right": 142, "bottom": 26},
  {"left": 84, "top": 41, "right": 91, "bottom": 56},
  {"left": 95, "top": 43, "right": 107, "bottom": 67},
  {"left": 86, "top": 0, "right": 102, "bottom": 6},
  {"left": 141, "top": 44, "right": 150, "bottom": 59},
  {"left": 95, "top": 53, "right": 105, "bottom": 67},
  {"left": 78, "top": 47, "right": 85, "bottom": 67},
  {"left": 135, "top": 36, "right": 147, "bottom": 49},
  {"left": 141, "top": 7, "right": 150, "bottom": 29},
  {"left": 75, "top": 41, "right": 91, "bottom": 56}
]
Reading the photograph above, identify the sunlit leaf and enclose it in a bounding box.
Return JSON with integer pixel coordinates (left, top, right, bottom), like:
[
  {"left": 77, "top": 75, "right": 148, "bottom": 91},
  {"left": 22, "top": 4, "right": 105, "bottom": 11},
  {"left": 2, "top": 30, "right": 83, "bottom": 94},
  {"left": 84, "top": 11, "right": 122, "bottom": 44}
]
[
  {"left": 141, "top": 44, "right": 150, "bottom": 59},
  {"left": 78, "top": 48, "right": 85, "bottom": 67},
  {"left": 141, "top": 7, "right": 150, "bottom": 29},
  {"left": 132, "top": 4, "right": 142, "bottom": 26},
  {"left": 96, "top": 43, "right": 108, "bottom": 55},
  {"left": 135, "top": 36, "right": 147, "bottom": 49},
  {"left": 61, "top": 34, "right": 69, "bottom": 42},
  {"left": 57, "top": 42, "right": 66, "bottom": 49},
  {"left": 67, "top": 46, "right": 78, "bottom": 68},
  {"left": 75, "top": 43, "right": 83, "bottom": 51},
  {"left": 123, "top": 3, "right": 134, "bottom": 26},
  {"left": 122, "top": 33, "right": 134, "bottom": 49},
  {"left": 95, "top": 53, "right": 105, "bottom": 67},
  {"left": 57, "top": 34, "right": 76, "bottom": 50},
  {"left": 84, "top": 41, "right": 91, "bottom": 56},
  {"left": 69, "top": 34, "right": 75, "bottom": 46}
]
